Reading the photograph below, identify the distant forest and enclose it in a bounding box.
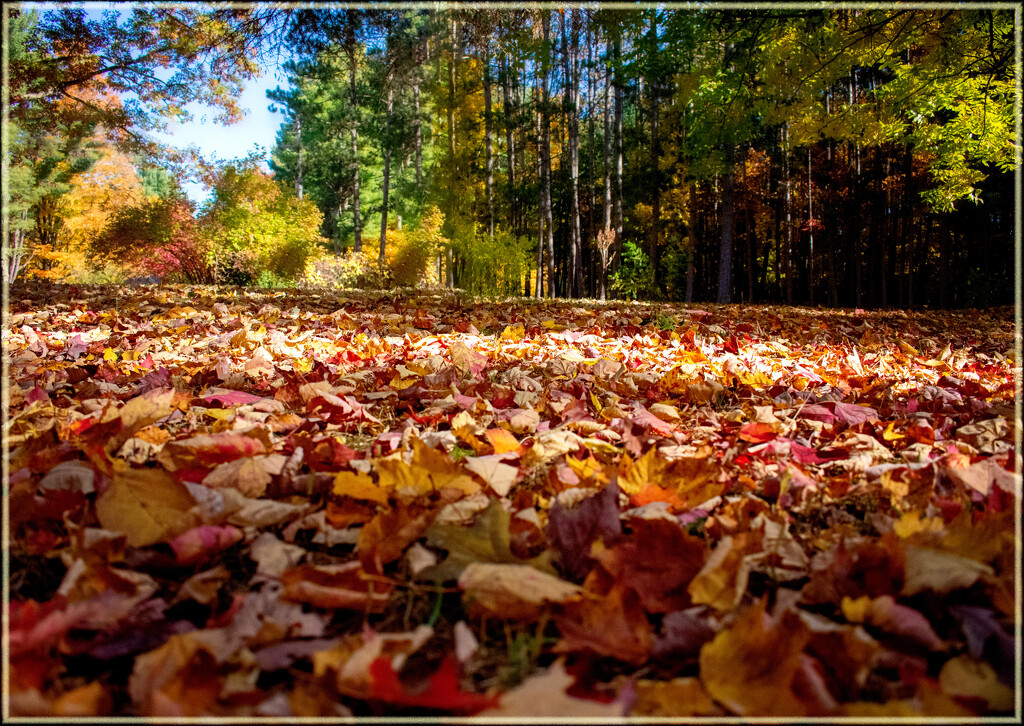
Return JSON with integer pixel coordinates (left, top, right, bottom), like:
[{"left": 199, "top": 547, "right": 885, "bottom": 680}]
[
  {"left": 268, "top": 7, "right": 1016, "bottom": 307},
  {"left": 8, "top": 6, "right": 1017, "bottom": 307}
]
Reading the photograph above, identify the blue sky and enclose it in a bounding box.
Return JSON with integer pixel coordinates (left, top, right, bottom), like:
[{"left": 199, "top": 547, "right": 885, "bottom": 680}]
[{"left": 150, "top": 61, "right": 289, "bottom": 204}]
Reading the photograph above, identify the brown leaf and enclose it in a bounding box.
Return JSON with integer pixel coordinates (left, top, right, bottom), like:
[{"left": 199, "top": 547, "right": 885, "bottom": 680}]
[
  {"left": 553, "top": 582, "right": 654, "bottom": 665},
  {"left": 458, "top": 562, "right": 583, "bottom": 620},
  {"left": 357, "top": 500, "right": 439, "bottom": 574},
  {"left": 280, "top": 562, "right": 392, "bottom": 611},
  {"left": 593, "top": 517, "right": 705, "bottom": 613}
]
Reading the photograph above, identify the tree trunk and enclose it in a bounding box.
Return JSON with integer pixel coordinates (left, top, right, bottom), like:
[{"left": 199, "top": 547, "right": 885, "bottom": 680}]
[
  {"left": 717, "top": 145, "right": 735, "bottom": 304},
  {"left": 541, "top": 12, "right": 555, "bottom": 298},
  {"left": 536, "top": 104, "right": 545, "bottom": 297},
  {"left": 501, "top": 52, "right": 516, "bottom": 236},
  {"left": 647, "top": 14, "right": 661, "bottom": 292},
  {"left": 612, "top": 34, "right": 624, "bottom": 280},
  {"left": 560, "top": 10, "right": 582, "bottom": 298},
  {"left": 348, "top": 42, "right": 362, "bottom": 253},
  {"left": 295, "top": 115, "right": 303, "bottom": 200},
  {"left": 783, "top": 125, "right": 793, "bottom": 304},
  {"left": 446, "top": 16, "right": 457, "bottom": 287},
  {"left": 586, "top": 22, "right": 596, "bottom": 299},
  {"left": 686, "top": 182, "right": 698, "bottom": 302},
  {"left": 413, "top": 82, "right": 423, "bottom": 191},
  {"left": 379, "top": 85, "right": 393, "bottom": 266},
  {"left": 807, "top": 146, "right": 814, "bottom": 305},
  {"left": 483, "top": 42, "right": 494, "bottom": 239},
  {"left": 600, "top": 41, "right": 612, "bottom": 301},
  {"left": 602, "top": 46, "right": 612, "bottom": 235},
  {"left": 745, "top": 194, "right": 756, "bottom": 302}
]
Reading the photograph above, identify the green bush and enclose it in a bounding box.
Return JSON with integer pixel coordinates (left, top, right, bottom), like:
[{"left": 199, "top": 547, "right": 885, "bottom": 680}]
[
  {"left": 451, "top": 225, "right": 532, "bottom": 296},
  {"left": 611, "top": 241, "right": 654, "bottom": 300},
  {"left": 201, "top": 165, "right": 326, "bottom": 284}
]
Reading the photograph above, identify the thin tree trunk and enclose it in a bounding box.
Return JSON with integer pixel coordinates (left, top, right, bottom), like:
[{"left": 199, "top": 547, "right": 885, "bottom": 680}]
[
  {"left": 686, "top": 182, "right": 698, "bottom": 302},
  {"left": 586, "top": 22, "right": 596, "bottom": 298},
  {"left": 379, "top": 85, "right": 393, "bottom": 266},
  {"left": 560, "top": 10, "right": 582, "bottom": 298},
  {"left": 807, "top": 146, "right": 814, "bottom": 305},
  {"left": 295, "top": 115, "right": 303, "bottom": 200},
  {"left": 602, "top": 46, "right": 612, "bottom": 234},
  {"left": 483, "top": 42, "right": 494, "bottom": 239},
  {"left": 783, "top": 124, "right": 793, "bottom": 304},
  {"left": 744, "top": 157, "right": 756, "bottom": 302},
  {"left": 600, "top": 40, "right": 612, "bottom": 301},
  {"left": 613, "top": 33, "right": 624, "bottom": 280},
  {"left": 348, "top": 41, "right": 361, "bottom": 253},
  {"left": 541, "top": 12, "right": 555, "bottom": 298},
  {"left": 647, "top": 13, "right": 661, "bottom": 292},
  {"left": 334, "top": 195, "right": 349, "bottom": 255},
  {"left": 717, "top": 145, "right": 735, "bottom": 303},
  {"left": 446, "top": 16, "right": 457, "bottom": 287},
  {"left": 536, "top": 104, "right": 545, "bottom": 298},
  {"left": 501, "top": 52, "right": 516, "bottom": 236},
  {"left": 413, "top": 82, "right": 423, "bottom": 190}
]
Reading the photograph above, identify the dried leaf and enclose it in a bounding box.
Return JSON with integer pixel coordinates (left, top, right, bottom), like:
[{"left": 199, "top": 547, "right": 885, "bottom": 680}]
[
  {"left": 95, "top": 465, "right": 197, "bottom": 547},
  {"left": 458, "top": 562, "right": 583, "bottom": 619},
  {"left": 698, "top": 601, "right": 812, "bottom": 716}
]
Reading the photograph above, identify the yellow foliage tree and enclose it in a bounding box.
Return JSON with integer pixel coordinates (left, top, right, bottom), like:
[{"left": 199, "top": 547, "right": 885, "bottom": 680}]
[{"left": 26, "top": 145, "right": 145, "bottom": 282}]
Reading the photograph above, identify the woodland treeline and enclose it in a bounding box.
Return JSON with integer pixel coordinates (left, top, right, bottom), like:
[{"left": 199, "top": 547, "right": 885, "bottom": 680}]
[{"left": 6, "top": 6, "right": 1017, "bottom": 308}]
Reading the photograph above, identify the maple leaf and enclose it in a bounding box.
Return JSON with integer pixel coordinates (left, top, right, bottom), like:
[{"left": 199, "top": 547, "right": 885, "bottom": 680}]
[
  {"left": 480, "top": 658, "right": 628, "bottom": 717},
  {"left": 698, "top": 600, "right": 815, "bottom": 716},
  {"left": 280, "top": 562, "right": 392, "bottom": 611},
  {"left": 631, "top": 677, "right": 724, "bottom": 716},
  {"left": 458, "top": 562, "right": 583, "bottom": 619},
  {"left": 94, "top": 464, "right": 198, "bottom": 547},
  {"left": 417, "top": 498, "right": 556, "bottom": 582},
  {"left": 552, "top": 581, "right": 654, "bottom": 665},
  {"left": 592, "top": 517, "right": 706, "bottom": 613},
  {"left": 546, "top": 482, "right": 622, "bottom": 581},
  {"left": 357, "top": 499, "right": 440, "bottom": 574}
]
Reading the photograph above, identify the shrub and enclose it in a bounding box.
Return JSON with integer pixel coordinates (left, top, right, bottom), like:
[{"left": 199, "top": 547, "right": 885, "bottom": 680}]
[
  {"left": 611, "top": 241, "right": 654, "bottom": 300},
  {"left": 91, "top": 197, "right": 213, "bottom": 283},
  {"left": 390, "top": 206, "right": 447, "bottom": 287},
  {"left": 300, "top": 253, "right": 365, "bottom": 288},
  {"left": 451, "top": 225, "right": 532, "bottom": 296},
  {"left": 201, "top": 165, "right": 326, "bottom": 284}
]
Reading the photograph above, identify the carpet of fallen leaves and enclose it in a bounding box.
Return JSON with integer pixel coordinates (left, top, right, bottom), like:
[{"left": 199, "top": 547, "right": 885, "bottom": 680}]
[{"left": 4, "top": 281, "right": 1019, "bottom": 718}]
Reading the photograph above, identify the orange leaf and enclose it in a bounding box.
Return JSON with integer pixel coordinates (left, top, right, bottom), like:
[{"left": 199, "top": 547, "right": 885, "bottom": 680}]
[
  {"left": 485, "top": 427, "right": 522, "bottom": 455},
  {"left": 698, "top": 600, "right": 813, "bottom": 716}
]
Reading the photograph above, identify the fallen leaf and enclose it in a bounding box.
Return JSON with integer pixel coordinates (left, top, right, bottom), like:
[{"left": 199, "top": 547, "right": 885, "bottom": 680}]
[
  {"left": 938, "top": 654, "right": 1014, "bottom": 711},
  {"left": 553, "top": 582, "right": 654, "bottom": 665},
  {"left": 95, "top": 465, "right": 198, "bottom": 547},
  {"left": 418, "top": 498, "right": 555, "bottom": 582},
  {"left": 281, "top": 562, "right": 392, "bottom": 611},
  {"left": 546, "top": 482, "right": 622, "bottom": 581},
  {"left": 368, "top": 656, "right": 498, "bottom": 713},
  {"left": 592, "top": 517, "right": 705, "bottom": 613},
  {"left": 480, "top": 658, "right": 627, "bottom": 717},
  {"left": 458, "top": 562, "right": 583, "bottom": 619},
  {"left": 698, "top": 601, "right": 812, "bottom": 716}
]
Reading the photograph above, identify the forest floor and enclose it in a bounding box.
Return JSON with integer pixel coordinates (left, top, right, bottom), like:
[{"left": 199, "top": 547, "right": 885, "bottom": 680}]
[{"left": 4, "top": 282, "right": 1019, "bottom": 717}]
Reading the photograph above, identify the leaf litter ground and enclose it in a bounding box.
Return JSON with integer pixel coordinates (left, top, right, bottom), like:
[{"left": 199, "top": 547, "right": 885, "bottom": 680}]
[{"left": 4, "top": 282, "right": 1019, "bottom": 717}]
